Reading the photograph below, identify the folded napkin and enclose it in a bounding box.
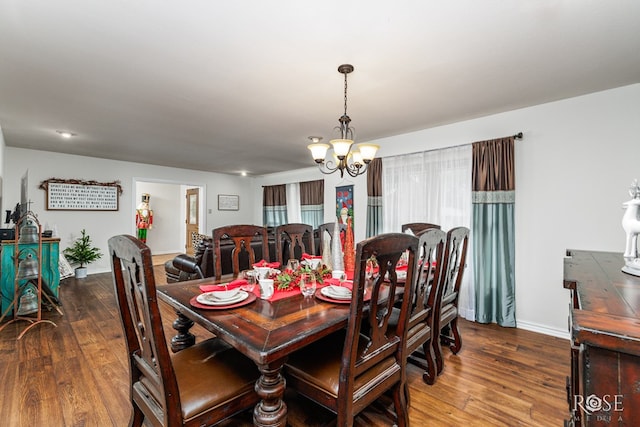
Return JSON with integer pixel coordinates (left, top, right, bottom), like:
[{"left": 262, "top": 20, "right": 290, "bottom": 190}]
[
  {"left": 253, "top": 259, "right": 280, "bottom": 268},
  {"left": 199, "top": 278, "right": 248, "bottom": 293},
  {"left": 301, "top": 253, "right": 322, "bottom": 260},
  {"left": 322, "top": 278, "right": 353, "bottom": 290}
]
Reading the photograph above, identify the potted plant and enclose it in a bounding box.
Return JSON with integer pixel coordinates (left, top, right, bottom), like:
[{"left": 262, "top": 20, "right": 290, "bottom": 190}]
[{"left": 63, "top": 229, "right": 103, "bottom": 279}]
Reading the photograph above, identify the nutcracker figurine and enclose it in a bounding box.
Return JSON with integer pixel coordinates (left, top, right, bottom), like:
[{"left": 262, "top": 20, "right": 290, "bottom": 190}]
[{"left": 135, "top": 193, "right": 153, "bottom": 243}]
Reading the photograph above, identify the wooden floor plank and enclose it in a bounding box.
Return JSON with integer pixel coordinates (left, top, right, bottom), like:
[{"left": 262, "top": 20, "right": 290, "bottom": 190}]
[{"left": 0, "top": 272, "right": 571, "bottom": 426}]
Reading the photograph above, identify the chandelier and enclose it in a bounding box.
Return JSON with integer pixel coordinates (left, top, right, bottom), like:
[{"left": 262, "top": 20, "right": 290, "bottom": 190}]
[{"left": 307, "top": 64, "right": 379, "bottom": 178}]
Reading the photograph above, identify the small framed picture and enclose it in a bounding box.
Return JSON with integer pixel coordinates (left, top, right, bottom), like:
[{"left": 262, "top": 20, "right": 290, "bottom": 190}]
[{"left": 218, "top": 194, "right": 239, "bottom": 211}]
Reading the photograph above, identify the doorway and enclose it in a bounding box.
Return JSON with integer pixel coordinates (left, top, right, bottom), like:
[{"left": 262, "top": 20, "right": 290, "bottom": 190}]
[
  {"left": 133, "top": 179, "right": 205, "bottom": 255},
  {"left": 185, "top": 188, "right": 200, "bottom": 256}
]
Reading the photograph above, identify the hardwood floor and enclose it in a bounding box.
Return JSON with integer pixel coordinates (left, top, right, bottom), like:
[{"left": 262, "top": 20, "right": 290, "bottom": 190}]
[{"left": 0, "top": 271, "right": 570, "bottom": 426}]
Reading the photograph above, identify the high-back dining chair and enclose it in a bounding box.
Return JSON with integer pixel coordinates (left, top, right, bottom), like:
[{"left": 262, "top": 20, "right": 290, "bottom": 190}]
[
  {"left": 315, "top": 222, "right": 346, "bottom": 254},
  {"left": 434, "top": 226, "right": 470, "bottom": 376},
  {"left": 403, "top": 227, "right": 447, "bottom": 386},
  {"left": 108, "top": 235, "right": 260, "bottom": 427},
  {"left": 212, "top": 224, "right": 270, "bottom": 279},
  {"left": 274, "top": 223, "right": 314, "bottom": 265},
  {"left": 401, "top": 222, "right": 441, "bottom": 235},
  {"left": 285, "top": 233, "right": 417, "bottom": 427}
]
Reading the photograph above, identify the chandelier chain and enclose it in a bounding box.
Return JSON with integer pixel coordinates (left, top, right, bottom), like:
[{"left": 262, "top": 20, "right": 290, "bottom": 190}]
[{"left": 343, "top": 71, "right": 348, "bottom": 117}]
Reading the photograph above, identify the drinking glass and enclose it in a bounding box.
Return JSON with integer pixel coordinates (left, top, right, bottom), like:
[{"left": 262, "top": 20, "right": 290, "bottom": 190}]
[
  {"left": 299, "top": 273, "right": 316, "bottom": 298},
  {"left": 242, "top": 270, "right": 257, "bottom": 292},
  {"left": 338, "top": 271, "right": 347, "bottom": 286},
  {"left": 286, "top": 259, "right": 300, "bottom": 271}
]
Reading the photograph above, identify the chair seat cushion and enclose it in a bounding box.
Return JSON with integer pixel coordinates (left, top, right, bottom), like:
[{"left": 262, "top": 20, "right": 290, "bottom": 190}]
[
  {"left": 285, "top": 331, "right": 398, "bottom": 399},
  {"left": 172, "top": 338, "right": 259, "bottom": 420}
]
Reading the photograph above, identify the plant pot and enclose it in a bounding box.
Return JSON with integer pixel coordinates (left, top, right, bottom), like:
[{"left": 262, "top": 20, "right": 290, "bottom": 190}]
[{"left": 75, "top": 267, "right": 88, "bottom": 279}]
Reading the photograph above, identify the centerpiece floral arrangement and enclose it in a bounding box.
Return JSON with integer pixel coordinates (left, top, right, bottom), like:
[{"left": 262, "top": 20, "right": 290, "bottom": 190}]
[{"left": 276, "top": 263, "right": 331, "bottom": 290}]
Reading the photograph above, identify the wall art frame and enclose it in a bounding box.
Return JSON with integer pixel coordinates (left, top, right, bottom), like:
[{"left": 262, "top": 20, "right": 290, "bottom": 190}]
[
  {"left": 218, "top": 194, "right": 239, "bottom": 211},
  {"left": 39, "top": 178, "right": 123, "bottom": 211}
]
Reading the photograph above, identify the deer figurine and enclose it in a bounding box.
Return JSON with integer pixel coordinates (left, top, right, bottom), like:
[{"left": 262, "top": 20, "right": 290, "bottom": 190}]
[{"left": 622, "top": 179, "right": 640, "bottom": 276}]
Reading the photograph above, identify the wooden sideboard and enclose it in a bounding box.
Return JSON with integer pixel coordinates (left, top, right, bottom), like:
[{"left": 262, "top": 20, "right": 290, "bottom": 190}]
[
  {"left": 0, "top": 238, "right": 60, "bottom": 316},
  {"left": 564, "top": 250, "right": 640, "bottom": 426}
]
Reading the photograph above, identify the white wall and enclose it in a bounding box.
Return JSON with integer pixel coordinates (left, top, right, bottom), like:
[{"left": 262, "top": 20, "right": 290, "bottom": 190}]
[
  {"left": 0, "top": 127, "right": 5, "bottom": 209},
  {"left": 2, "top": 149, "right": 256, "bottom": 274},
  {"left": 253, "top": 84, "right": 640, "bottom": 336},
  {"left": 135, "top": 181, "right": 183, "bottom": 254}
]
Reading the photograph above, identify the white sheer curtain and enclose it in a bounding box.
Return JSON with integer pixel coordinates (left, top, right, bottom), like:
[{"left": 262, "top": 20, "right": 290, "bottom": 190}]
[
  {"left": 382, "top": 144, "right": 475, "bottom": 320},
  {"left": 286, "top": 182, "right": 301, "bottom": 223}
]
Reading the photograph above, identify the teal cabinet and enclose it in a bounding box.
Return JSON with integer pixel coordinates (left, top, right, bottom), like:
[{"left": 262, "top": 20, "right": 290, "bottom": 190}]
[{"left": 0, "top": 238, "right": 60, "bottom": 316}]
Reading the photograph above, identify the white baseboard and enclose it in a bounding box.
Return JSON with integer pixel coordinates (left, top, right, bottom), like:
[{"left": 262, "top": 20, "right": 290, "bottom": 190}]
[{"left": 516, "top": 319, "right": 570, "bottom": 340}]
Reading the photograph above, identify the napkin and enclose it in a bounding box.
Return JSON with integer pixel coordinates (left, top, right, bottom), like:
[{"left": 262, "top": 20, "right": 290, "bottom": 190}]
[
  {"left": 322, "top": 278, "right": 353, "bottom": 290},
  {"left": 252, "top": 259, "right": 280, "bottom": 268},
  {"left": 301, "top": 253, "right": 322, "bottom": 260},
  {"left": 199, "top": 278, "right": 248, "bottom": 293}
]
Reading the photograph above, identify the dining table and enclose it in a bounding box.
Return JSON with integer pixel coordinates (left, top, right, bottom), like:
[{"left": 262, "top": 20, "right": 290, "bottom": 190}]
[{"left": 157, "top": 275, "right": 356, "bottom": 427}]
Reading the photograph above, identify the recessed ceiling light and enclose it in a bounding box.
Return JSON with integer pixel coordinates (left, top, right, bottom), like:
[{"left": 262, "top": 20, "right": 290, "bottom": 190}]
[
  {"left": 56, "top": 130, "right": 76, "bottom": 138},
  {"left": 240, "top": 171, "right": 247, "bottom": 177}
]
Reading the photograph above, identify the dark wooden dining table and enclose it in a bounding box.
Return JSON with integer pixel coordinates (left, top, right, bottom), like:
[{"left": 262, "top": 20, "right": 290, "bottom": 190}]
[{"left": 157, "top": 277, "right": 353, "bottom": 427}]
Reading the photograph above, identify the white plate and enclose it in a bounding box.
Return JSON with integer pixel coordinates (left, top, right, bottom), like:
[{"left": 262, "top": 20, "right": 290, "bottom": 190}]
[
  {"left": 206, "top": 287, "right": 241, "bottom": 300},
  {"left": 197, "top": 290, "right": 249, "bottom": 306},
  {"left": 328, "top": 285, "right": 352, "bottom": 298},
  {"left": 321, "top": 287, "right": 352, "bottom": 300}
]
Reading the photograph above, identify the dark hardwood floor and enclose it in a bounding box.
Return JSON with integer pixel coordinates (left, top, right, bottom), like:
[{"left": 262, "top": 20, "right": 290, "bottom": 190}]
[{"left": 0, "top": 269, "right": 570, "bottom": 426}]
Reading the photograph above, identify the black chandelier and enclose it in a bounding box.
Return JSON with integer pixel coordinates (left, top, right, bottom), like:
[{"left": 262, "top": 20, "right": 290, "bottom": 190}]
[{"left": 307, "top": 64, "right": 379, "bottom": 178}]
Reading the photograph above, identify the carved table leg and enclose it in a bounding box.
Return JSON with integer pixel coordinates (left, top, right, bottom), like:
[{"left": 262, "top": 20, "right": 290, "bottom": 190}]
[
  {"left": 170, "top": 312, "right": 195, "bottom": 353},
  {"left": 253, "top": 359, "right": 287, "bottom": 427}
]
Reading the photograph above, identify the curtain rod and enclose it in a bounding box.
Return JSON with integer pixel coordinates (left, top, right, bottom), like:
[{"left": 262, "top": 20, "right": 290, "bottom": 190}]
[{"left": 384, "top": 131, "right": 524, "bottom": 161}]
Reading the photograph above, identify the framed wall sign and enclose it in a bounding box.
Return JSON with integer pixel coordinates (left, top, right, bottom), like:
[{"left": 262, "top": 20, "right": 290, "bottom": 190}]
[
  {"left": 218, "top": 194, "right": 239, "bottom": 211},
  {"left": 39, "top": 178, "right": 122, "bottom": 211}
]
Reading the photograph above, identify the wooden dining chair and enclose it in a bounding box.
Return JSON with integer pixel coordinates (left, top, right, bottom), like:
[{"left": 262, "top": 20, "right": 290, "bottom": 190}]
[
  {"left": 274, "top": 223, "right": 314, "bottom": 265},
  {"left": 108, "top": 235, "right": 260, "bottom": 427},
  {"left": 285, "top": 233, "right": 418, "bottom": 427},
  {"left": 212, "top": 224, "right": 270, "bottom": 279},
  {"left": 401, "top": 222, "right": 441, "bottom": 235},
  {"left": 315, "top": 222, "right": 346, "bottom": 254},
  {"left": 401, "top": 227, "right": 447, "bottom": 386},
  {"left": 434, "top": 226, "right": 470, "bottom": 376}
]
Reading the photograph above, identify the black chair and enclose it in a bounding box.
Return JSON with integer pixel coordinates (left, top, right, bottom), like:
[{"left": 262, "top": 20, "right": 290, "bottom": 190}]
[
  {"left": 108, "top": 235, "right": 260, "bottom": 426},
  {"left": 285, "top": 232, "right": 417, "bottom": 426},
  {"left": 435, "top": 226, "right": 470, "bottom": 375}
]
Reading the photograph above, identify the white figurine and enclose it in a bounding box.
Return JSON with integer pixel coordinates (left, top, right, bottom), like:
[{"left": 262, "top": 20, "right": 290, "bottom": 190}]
[{"left": 622, "top": 179, "right": 640, "bottom": 276}]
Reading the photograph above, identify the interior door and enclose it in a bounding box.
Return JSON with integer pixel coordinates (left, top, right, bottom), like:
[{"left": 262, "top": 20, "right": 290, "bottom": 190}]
[{"left": 185, "top": 188, "right": 200, "bottom": 256}]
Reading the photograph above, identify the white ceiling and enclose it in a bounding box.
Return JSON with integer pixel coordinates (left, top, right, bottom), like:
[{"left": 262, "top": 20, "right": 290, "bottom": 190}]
[{"left": 1, "top": 1, "right": 639, "bottom": 176}]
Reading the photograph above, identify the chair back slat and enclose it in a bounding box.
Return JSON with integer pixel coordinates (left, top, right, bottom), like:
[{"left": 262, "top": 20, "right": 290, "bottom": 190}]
[
  {"left": 212, "top": 225, "right": 270, "bottom": 279},
  {"left": 109, "top": 235, "right": 180, "bottom": 423},
  {"left": 409, "top": 228, "right": 447, "bottom": 335},
  {"left": 438, "top": 227, "right": 470, "bottom": 311},
  {"left": 315, "top": 222, "right": 346, "bottom": 255},
  {"left": 275, "top": 223, "right": 314, "bottom": 265},
  {"left": 401, "top": 222, "right": 441, "bottom": 235},
  {"left": 342, "top": 233, "right": 418, "bottom": 398}
]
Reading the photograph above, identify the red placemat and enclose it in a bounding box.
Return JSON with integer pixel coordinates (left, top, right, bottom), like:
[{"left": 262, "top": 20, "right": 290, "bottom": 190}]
[{"left": 189, "top": 292, "right": 257, "bottom": 310}]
